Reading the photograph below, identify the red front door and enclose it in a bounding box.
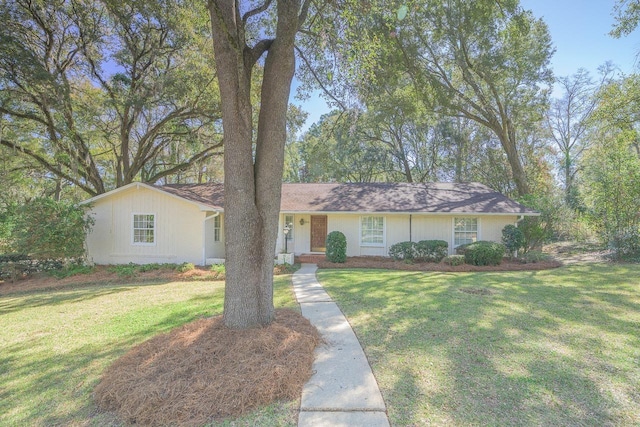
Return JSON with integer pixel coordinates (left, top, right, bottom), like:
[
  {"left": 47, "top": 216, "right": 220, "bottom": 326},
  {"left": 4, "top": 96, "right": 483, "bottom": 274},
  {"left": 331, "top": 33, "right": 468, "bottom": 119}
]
[{"left": 310, "top": 215, "right": 328, "bottom": 252}]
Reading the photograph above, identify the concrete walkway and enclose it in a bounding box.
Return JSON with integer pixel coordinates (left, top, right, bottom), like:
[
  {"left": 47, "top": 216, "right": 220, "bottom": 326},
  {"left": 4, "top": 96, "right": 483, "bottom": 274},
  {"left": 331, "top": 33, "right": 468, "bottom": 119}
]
[{"left": 293, "top": 264, "right": 389, "bottom": 427}]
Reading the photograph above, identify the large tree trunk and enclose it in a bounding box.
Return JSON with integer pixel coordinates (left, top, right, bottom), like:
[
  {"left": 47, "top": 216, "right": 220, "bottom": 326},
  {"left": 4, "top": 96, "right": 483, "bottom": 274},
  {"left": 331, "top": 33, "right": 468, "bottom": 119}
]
[
  {"left": 496, "top": 123, "right": 530, "bottom": 197},
  {"left": 209, "top": 0, "right": 300, "bottom": 329}
]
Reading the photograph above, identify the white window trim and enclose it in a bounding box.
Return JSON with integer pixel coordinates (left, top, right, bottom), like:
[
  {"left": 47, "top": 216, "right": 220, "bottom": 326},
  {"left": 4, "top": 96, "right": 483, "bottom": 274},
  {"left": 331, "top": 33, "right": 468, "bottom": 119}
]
[
  {"left": 132, "top": 213, "right": 156, "bottom": 246},
  {"left": 360, "top": 215, "right": 386, "bottom": 247},
  {"left": 452, "top": 217, "right": 480, "bottom": 248}
]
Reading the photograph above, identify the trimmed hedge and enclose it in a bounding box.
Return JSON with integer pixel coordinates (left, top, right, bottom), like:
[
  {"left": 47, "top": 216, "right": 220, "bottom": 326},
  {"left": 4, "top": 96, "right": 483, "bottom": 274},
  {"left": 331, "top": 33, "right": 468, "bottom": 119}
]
[
  {"left": 463, "top": 241, "right": 506, "bottom": 266},
  {"left": 389, "top": 241, "right": 417, "bottom": 261},
  {"left": 415, "top": 240, "right": 448, "bottom": 262},
  {"left": 390, "top": 240, "right": 449, "bottom": 263},
  {"left": 326, "top": 231, "right": 347, "bottom": 263},
  {"left": 443, "top": 254, "right": 465, "bottom": 266}
]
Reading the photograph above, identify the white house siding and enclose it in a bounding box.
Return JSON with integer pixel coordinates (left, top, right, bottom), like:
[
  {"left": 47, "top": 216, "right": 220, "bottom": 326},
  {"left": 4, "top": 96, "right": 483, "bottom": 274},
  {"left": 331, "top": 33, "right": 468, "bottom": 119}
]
[
  {"left": 276, "top": 213, "right": 519, "bottom": 257},
  {"left": 204, "top": 213, "right": 225, "bottom": 261},
  {"left": 86, "top": 186, "right": 207, "bottom": 265},
  {"left": 479, "top": 215, "right": 518, "bottom": 243}
]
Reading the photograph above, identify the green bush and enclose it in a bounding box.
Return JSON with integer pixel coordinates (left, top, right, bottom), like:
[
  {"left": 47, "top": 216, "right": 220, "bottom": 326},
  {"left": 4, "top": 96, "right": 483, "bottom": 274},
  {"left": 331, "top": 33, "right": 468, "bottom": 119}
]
[
  {"left": 326, "top": 231, "right": 347, "bottom": 263},
  {"left": 210, "top": 263, "right": 225, "bottom": 279},
  {"left": 463, "top": 241, "right": 505, "bottom": 266},
  {"left": 109, "top": 263, "right": 138, "bottom": 277},
  {"left": 443, "top": 254, "right": 465, "bottom": 266},
  {"left": 49, "top": 264, "right": 94, "bottom": 279},
  {"left": 0, "top": 253, "right": 29, "bottom": 263},
  {"left": 502, "top": 224, "right": 525, "bottom": 258},
  {"left": 610, "top": 228, "right": 640, "bottom": 262},
  {"left": 6, "top": 198, "right": 94, "bottom": 260},
  {"left": 415, "top": 240, "right": 448, "bottom": 262},
  {"left": 176, "top": 262, "right": 195, "bottom": 272},
  {"left": 455, "top": 243, "right": 471, "bottom": 255},
  {"left": 389, "top": 241, "right": 417, "bottom": 261}
]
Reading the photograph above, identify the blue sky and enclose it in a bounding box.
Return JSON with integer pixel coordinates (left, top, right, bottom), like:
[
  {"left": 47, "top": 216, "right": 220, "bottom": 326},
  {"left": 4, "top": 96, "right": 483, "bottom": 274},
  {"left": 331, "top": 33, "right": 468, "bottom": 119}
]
[{"left": 293, "top": 0, "right": 640, "bottom": 131}]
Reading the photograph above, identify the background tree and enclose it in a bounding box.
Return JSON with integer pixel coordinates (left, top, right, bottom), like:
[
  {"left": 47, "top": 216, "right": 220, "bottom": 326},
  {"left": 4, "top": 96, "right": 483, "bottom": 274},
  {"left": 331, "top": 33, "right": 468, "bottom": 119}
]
[
  {"left": 546, "top": 67, "right": 613, "bottom": 207},
  {"left": 395, "top": 0, "right": 554, "bottom": 196},
  {"left": 0, "top": 0, "right": 222, "bottom": 196}
]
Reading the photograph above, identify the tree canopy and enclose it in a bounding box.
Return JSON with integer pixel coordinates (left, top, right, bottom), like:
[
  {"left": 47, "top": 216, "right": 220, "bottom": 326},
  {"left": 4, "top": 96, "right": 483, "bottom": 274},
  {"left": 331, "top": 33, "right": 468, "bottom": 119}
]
[{"left": 0, "top": 0, "right": 222, "bottom": 196}]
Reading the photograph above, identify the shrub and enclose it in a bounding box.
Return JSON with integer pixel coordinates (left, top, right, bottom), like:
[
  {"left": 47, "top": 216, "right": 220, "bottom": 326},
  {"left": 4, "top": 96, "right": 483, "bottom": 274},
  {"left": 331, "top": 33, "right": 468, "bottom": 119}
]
[
  {"left": 455, "top": 243, "right": 471, "bottom": 256},
  {"left": 49, "top": 264, "right": 94, "bottom": 279},
  {"left": 326, "top": 231, "right": 347, "bottom": 263},
  {"left": 443, "top": 255, "right": 465, "bottom": 266},
  {"left": 176, "top": 262, "right": 195, "bottom": 273},
  {"left": 388, "top": 241, "right": 417, "bottom": 261},
  {"left": 273, "top": 263, "right": 298, "bottom": 275},
  {"left": 463, "top": 241, "right": 505, "bottom": 266},
  {"left": 415, "top": 240, "right": 448, "bottom": 262},
  {"left": 210, "top": 263, "right": 225, "bottom": 279},
  {"left": 138, "top": 263, "right": 165, "bottom": 272},
  {"left": 502, "top": 224, "right": 525, "bottom": 258},
  {"left": 7, "top": 198, "right": 94, "bottom": 260},
  {"left": 109, "top": 263, "right": 138, "bottom": 277},
  {"left": 0, "top": 253, "right": 29, "bottom": 263},
  {"left": 610, "top": 228, "right": 640, "bottom": 262}
]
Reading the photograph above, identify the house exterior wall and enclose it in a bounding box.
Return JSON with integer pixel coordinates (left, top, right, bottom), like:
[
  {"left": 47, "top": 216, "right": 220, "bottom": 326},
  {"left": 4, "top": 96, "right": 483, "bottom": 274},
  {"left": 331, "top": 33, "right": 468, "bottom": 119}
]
[
  {"left": 276, "top": 213, "right": 519, "bottom": 256},
  {"left": 204, "top": 213, "right": 225, "bottom": 261},
  {"left": 86, "top": 186, "right": 207, "bottom": 265}
]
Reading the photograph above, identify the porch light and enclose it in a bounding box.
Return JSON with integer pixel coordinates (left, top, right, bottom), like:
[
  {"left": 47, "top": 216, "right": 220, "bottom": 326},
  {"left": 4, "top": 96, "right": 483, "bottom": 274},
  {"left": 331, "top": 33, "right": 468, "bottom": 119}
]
[{"left": 299, "top": 218, "right": 306, "bottom": 226}]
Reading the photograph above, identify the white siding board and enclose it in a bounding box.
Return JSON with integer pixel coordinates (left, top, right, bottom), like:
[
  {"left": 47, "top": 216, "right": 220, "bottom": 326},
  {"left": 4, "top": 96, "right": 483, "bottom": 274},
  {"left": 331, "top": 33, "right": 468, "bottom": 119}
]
[{"left": 86, "top": 186, "right": 206, "bottom": 265}]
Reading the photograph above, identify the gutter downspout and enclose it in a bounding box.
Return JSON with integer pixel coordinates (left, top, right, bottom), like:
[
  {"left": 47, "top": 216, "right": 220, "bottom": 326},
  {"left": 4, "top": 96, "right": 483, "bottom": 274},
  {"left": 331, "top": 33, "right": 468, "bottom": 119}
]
[
  {"left": 202, "top": 211, "right": 220, "bottom": 266},
  {"left": 409, "top": 214, "right": 413, "bottom": 242}
]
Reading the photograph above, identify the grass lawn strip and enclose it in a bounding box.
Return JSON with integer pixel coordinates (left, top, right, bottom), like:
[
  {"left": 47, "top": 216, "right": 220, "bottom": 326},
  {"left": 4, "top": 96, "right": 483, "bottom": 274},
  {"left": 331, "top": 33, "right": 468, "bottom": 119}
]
[
  {"left": 0, "top": 276, "right": 299, "bottom": 426},
  {"left": 317, "top": 264, "right": 640, "bottom": 426}
]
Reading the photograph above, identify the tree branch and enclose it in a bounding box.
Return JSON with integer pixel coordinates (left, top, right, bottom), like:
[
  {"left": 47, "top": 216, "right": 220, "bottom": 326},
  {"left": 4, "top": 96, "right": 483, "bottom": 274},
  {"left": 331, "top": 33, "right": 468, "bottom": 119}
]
[
  {"left": 0, "top": 138, "right": 98, "bottom": 196},
  {"left": 242, "top": 0, "right": 273, "bottom": 26},
  {"left": 144, "top": 140, "right": 224, "bottom": 184}
]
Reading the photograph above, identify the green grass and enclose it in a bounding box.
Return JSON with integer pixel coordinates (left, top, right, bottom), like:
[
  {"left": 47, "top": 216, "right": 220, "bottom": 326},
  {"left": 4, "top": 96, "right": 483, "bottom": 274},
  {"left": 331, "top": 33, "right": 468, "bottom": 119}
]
[
  {"left": 0, "top": 276, "right": 299, "bottom": 427},
  {"left": 318, "top": 264, "right": 640, "bottom": 426}
]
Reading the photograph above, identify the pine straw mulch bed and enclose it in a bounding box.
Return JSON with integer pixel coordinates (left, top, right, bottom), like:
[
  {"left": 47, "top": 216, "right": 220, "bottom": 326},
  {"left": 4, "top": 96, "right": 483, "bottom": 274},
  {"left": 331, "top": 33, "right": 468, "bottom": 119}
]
[
  {"left": 317, "top": 256, "right": 562, "bottom": 272},
  {"left": 0, "top": 264, "right": 296, "bottom": 296},
  {"left": 0, "top": 265, "right": 218, "bottom": 296},
  {"left": 94, "top": 309, "right": 321, "bottom": 427}
]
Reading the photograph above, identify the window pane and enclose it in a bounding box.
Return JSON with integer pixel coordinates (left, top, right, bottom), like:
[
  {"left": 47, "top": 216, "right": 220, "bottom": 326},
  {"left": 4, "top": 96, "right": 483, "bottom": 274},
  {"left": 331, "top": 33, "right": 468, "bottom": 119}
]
[
  {"left": 454, "top": 218, "right": 477, "bottom": 247},
  {"left": 361, "top": 216, "right": 384, "bottom": 244},
  {"left": 133, "top": 214, "right": 155, "bottom": 244},
  {"left": 213, "top": 215, "right": 221, "bottom": 242}
]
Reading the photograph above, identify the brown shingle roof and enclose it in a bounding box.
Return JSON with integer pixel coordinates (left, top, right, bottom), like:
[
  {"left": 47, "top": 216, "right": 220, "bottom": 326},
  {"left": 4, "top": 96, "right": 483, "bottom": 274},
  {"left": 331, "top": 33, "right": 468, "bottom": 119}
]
[{"left": 158, "top": 182, "right": 537, "bottom": 215}]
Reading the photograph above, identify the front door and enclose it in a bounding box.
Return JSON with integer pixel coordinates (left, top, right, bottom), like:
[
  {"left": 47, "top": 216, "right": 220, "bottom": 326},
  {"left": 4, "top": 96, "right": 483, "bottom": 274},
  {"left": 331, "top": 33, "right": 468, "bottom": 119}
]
[{"left": 310, "top": 215, "right": 328, "bottom": 252}]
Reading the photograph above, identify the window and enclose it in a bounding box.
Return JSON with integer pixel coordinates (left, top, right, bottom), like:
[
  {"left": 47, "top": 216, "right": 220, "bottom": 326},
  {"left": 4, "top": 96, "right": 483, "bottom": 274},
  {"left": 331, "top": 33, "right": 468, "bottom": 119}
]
[
  {"left": 214, "top": 216, "right": 221, "bottom": 242},
  {"left": 361, "top": 216, "right": 384, "bottom": 245},
  {"left": 133, "top": 214, "right": 155, "bottom": 245},
  {"left": 454, "top": 217, "right": 478, "bottom": 247},
  {"left": 284, "top": 215, "right": 294, "bottom": 240}
]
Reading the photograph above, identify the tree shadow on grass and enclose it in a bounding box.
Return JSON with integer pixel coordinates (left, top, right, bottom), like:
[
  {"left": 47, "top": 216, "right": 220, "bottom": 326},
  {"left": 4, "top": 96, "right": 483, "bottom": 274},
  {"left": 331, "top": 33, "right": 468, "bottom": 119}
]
[
  {"left": 0, "top": 292, "right": 222, "bottom": 426},
  {"left": 319, "top": 266, "right": 640, "bottom": 426},
  {"left": 0, "top": 279, "right": 201, "bottom": 315}
]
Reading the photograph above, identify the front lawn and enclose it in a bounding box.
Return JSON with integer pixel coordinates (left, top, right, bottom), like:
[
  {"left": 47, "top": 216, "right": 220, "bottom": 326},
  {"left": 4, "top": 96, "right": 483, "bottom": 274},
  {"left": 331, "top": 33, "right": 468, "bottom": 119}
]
[
  {"left": 318, "top": 264, "right": 640, "bottom": 426},
  {"left": 0, "top": 276, "right": 298, "bottom": 426}
]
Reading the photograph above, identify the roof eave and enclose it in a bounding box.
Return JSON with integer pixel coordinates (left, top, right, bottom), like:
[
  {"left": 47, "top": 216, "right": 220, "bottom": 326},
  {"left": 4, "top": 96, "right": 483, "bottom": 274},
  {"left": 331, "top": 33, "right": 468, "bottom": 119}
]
[{"left": 80, "top": 182, "right": 221, "bottom": 212}]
